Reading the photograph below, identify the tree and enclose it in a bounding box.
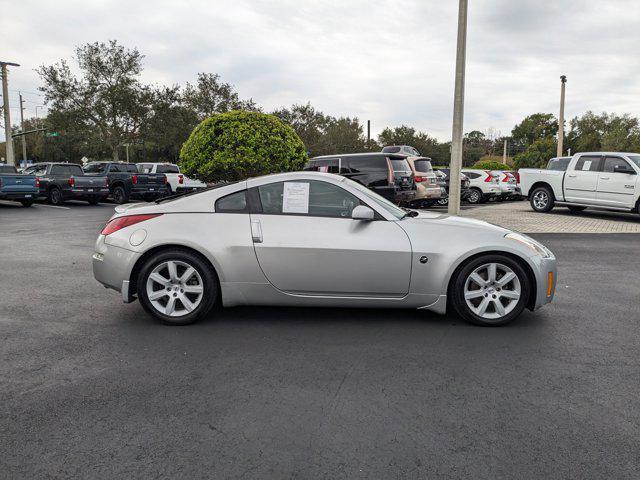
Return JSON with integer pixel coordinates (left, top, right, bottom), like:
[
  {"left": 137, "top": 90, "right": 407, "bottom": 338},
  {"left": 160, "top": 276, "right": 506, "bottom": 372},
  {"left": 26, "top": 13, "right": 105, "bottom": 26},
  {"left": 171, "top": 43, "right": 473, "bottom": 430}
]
[
  {"left": 511, "top": 113, "right": 558, "bottom": 147},
  {"left": 378, "top": 125, "right": 443, "bottom": 161},
  {"left": 513, "top": 137, "right": 556, "bottom": 169},
  {"left": 179, "top": 110, "right": 307, "bottom": 182},
  {"left": 566, "top": 111, "right": 640, "bottom": 153},
  {"left": 38, "top": 40, "right": 152, "bottom": 161},
  {"left": 141, "top": 86, "right": 199, "bottom": 163},
  {"left": 272, "top": 103, "right": 330, "bottom": 156},
  {"left": 183, "top": 73, "right": 259, "bottom": 121}
]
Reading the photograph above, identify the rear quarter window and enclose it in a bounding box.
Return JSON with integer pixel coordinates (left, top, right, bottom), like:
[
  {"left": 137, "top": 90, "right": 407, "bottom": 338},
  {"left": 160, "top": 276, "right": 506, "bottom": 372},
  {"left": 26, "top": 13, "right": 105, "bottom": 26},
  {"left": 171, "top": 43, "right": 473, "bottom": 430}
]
[{"left": 345, "top": 156, "right": 387, "bottom": 173}]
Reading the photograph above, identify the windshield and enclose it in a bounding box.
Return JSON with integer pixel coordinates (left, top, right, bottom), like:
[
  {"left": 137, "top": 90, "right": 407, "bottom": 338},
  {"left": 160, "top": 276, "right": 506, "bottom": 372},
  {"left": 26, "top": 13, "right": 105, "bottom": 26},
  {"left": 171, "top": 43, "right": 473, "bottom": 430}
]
[
  {"left": 414, "top": 159, "right": 433, "bottom": 172},
  {"left": 84, "top": 163, "right": 106, "bottom": 174},
  {"left": 343, "top": 177, "right": 406, "bottom": 220},
  {"left": 627, "top": 155, "right": 640, "bottom": 168}
]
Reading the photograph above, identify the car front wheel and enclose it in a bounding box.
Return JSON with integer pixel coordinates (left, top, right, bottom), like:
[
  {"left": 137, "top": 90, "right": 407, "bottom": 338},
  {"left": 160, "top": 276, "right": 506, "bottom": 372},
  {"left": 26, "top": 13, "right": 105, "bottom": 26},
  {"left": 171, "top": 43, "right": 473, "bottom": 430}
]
[
  {"left": 137, "top": 250, "right": 217, "bottom": 325},
  {"left": 451, "top": 254, "right": 530, "bottom": 326},
  {"left": 466, "top": 188, "right": 482, "bottom": 204}
]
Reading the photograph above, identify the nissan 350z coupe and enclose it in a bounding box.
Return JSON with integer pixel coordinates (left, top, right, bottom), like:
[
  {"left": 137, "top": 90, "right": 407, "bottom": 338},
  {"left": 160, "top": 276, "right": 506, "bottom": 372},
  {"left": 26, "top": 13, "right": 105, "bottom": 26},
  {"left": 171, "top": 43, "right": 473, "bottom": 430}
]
[{"left": 93, "top": 172, "right": 557, "bottom": 326}]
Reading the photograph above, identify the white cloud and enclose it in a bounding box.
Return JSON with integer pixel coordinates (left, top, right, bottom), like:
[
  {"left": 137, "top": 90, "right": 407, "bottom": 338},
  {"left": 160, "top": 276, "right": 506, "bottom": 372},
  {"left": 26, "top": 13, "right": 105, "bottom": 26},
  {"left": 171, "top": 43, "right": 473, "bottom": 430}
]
[{"left": 1, "top": 0, "right": 639, "bottom": 142}]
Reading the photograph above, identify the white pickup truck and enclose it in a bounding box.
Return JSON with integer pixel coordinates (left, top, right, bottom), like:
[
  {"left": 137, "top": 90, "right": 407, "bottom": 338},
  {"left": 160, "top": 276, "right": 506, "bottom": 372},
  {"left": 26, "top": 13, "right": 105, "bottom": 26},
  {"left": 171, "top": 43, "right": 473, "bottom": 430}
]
[
  {"left": 136, "top": 163, "right": 206, "bottom": 195},
  {"left": 520, "top": 152, "right": 640, "bottom": 214}
]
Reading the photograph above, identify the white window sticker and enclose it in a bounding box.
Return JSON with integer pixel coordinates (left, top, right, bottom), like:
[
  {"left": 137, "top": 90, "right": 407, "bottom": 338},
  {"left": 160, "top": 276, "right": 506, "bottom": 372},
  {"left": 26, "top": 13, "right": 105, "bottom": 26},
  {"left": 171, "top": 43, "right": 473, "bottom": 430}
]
[
  {"left": 282, "top": 182, "right": 309, "bottom": 214},
  {"left": 582, "top": 160, "right": 592, "bottom": 171}
]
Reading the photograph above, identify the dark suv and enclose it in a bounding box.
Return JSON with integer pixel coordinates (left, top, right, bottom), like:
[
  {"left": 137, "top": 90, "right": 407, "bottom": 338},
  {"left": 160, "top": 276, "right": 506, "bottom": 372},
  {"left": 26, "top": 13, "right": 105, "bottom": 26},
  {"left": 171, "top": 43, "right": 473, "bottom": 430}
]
[{"left": 305, "top": 153, "right": 416, "bottom": 204}]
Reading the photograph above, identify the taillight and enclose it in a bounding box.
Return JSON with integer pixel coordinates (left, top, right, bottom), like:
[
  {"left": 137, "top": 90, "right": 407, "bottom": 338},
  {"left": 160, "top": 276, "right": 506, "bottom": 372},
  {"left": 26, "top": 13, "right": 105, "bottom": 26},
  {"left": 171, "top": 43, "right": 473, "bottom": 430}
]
[
  {"left": 101, "top": 214, "right": 162, "bottom": 236},
  {"left": 163, "top": 175, "right": 168, "bottom": 184},
  {"left": 35, "top": 178, "right": 40, "bottom": 188},
  {"left": 484, "top": 171, "right": 493, "bottom": 182},
  {"left": 104, "top": 178, "right": 109, "bottom": 187},
  {"left": 178, "top": 174, "right": 184, "bottom": 184},
  {"left": 68, "top": 177, "right": 75, "bottom": 187},
  {"left": 515, "top": 172, "right": 520, "bottom": 183},
  {"left": 132, "top": 175, "right": 138, "bottom": 184},
  {"left": 414, "top": 176, "right": 423, "bottom": 182},
  {"left": 502, "top": 174, "right": 509, "bottom": 182}
]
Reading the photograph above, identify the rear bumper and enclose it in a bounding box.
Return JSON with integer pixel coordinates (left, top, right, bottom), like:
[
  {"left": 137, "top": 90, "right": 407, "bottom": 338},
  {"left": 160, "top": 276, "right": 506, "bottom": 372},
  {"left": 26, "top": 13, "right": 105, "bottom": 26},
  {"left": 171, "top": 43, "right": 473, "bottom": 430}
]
[
  {"left": 93, "top": 235, "right": 140, "bottom": 299},
  {"left": 130, "top": 186, "right": 169, "bottom": 198},
  {"left": 0, "top": 191, "right": 37, "bottom": 200},
  {"left": 176, "top": 186, "right": 206, "bottom": 194},
  {"left": 415, "top": 185, "right": 442, "bottom": 200},
  {"left": 70, "top": 188, "right": 110, "bottom": 199}
]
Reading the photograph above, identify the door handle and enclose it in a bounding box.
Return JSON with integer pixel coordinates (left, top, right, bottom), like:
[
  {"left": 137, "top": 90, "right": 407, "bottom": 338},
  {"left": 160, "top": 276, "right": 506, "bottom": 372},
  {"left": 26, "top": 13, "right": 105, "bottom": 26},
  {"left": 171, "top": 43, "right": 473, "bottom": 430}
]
[
  {"left": 567, "top": 174, "right": 577, "bottom": 178},
  {"left": 600, "top": 177, "right": 610, "bottom": 180},
  {"left": 251, "top": 219, "right": 263, "bottom": 243}
]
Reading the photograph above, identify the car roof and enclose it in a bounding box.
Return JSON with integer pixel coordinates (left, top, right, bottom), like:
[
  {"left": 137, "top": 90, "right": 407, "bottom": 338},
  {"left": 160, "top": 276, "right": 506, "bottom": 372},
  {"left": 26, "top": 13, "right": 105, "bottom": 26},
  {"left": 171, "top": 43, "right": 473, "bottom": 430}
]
[{"left": 310, "top": 152, "right": 406, "bottom": 160}]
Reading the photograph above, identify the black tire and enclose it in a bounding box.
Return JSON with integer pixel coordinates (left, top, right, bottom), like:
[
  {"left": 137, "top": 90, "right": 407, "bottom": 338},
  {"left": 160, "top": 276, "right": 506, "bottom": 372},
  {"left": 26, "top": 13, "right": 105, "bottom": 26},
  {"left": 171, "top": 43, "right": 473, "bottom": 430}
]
[
  {"left": 530, "top": 186, "right": 555, "bottom": 213},
  {"left": 450, "top": 254, "right": 530, "bottom": 327},
  {"left": 88, "top": 197, "right": 100, "bottom": 205},
  {"left": 137, "top": 249, "right": 218, "bottom": 326},
  {"left": 112, "top": 185, "right": 128, "bottom": 204},
  {"left": 466, "top": 188, "right": 483, "bottom": 204},
  {"left": 20, "top": 199, "right": 34, "bottom": 208},
  {"left": 567, "top": 205, "right": 587, "bottom": 212},
  {"left": 48, "top": 187, "right": 63, "bottom": 205}
]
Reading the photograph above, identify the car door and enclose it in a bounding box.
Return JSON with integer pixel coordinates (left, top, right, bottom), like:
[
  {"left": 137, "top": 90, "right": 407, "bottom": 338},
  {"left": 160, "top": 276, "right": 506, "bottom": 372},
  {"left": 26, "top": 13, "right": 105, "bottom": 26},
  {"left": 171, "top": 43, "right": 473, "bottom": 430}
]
[
  {"left": 596, "top": 156, "right": 639, "bottom": 208},
  {"left": 249, "top": 179, "right": 412, "bottom": 297},
  {"left": 564, "top": 155, "right": 602, "bottom": 203}
]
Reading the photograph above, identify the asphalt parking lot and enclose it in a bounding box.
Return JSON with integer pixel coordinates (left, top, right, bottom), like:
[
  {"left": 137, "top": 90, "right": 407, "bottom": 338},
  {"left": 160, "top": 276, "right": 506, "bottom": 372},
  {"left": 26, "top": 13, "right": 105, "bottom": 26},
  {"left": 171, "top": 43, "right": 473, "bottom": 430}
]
[{"left": 1, "top": 200, "right": 639, "bottom": 479}]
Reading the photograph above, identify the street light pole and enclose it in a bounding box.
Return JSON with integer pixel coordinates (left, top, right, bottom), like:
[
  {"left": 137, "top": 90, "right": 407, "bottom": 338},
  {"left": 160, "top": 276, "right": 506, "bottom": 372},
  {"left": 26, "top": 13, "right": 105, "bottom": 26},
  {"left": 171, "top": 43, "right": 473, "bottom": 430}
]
[
  {"left": 557, "top": 75, "right": 567, "bottom": 157},
  {"left": 1, "top": 61, "right": 20, "bottom": 165},
  {"left": 448, "top": 0, "right": 468, "bottom": 216}
]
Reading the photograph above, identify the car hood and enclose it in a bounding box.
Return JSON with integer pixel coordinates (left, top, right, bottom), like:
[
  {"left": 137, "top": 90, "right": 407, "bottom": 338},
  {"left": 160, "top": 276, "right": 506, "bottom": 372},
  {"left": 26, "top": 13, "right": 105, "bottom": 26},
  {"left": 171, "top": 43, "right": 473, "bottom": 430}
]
[{"left": 401, "top": 211, "right": 512, "bottom": 235}]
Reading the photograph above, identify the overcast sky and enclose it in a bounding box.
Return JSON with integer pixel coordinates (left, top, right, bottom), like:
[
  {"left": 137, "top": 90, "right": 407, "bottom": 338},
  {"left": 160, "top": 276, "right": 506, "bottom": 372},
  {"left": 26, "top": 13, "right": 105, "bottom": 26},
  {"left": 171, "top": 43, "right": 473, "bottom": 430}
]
[{"left": 2, "top": 0, "right": 640, "bottom": 142}]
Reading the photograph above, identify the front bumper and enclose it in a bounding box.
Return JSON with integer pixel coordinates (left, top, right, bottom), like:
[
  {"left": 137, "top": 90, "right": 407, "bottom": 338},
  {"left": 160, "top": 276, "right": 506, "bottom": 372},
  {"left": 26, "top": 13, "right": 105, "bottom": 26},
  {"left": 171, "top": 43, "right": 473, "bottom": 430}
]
[{"left": 531, "top": 255, "right": 557, "bottom": 310}]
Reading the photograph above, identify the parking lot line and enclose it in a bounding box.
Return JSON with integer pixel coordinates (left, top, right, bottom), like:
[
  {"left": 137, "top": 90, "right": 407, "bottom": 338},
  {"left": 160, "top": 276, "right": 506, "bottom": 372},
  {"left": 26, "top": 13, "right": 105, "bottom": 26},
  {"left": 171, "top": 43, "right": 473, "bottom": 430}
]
[{"left": 35, "top": 204, "right": 71, "bottom": 210}]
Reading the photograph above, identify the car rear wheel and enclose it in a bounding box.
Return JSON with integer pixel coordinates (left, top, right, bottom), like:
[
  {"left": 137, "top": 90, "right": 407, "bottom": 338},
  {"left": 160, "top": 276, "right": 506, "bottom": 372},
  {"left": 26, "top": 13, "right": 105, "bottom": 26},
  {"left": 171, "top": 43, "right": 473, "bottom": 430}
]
[
  {"left": 137, "top": 250, "right": 217, "bottom": 325},
  {"left": 530, "top": 186, "right": 554, "bottom": 212},
  {"left": 466, "top": 188, "right": 482, "bottom": 204},
  {"left": 112, "top": 186, "right": 128, "bottom": 204},
  {"left": 451, "top": 254, "right": 530, "bottom": 326},
  {"left": 48, "top": 187, "right": 63, "bottom": 205}
]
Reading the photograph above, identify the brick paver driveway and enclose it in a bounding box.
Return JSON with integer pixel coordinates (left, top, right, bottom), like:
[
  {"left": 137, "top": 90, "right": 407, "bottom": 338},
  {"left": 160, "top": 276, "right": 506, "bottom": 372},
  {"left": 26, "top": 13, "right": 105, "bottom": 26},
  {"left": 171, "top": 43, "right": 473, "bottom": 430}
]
[{"left": 457, "top": 200, "right": 640, "bottom": 233}]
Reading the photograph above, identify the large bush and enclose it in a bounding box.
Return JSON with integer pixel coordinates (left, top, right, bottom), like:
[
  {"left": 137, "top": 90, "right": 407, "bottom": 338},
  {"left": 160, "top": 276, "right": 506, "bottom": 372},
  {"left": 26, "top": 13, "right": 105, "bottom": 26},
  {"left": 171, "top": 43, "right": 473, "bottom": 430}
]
[
  {"left": 179, "top": 110, "right": 307, "bottom": 182},
  {"left": 472, "top": 160, "right": 511, "bottom": 170},
  {"left": 513, "top": 137, "right": 557, "bottom": 169}
]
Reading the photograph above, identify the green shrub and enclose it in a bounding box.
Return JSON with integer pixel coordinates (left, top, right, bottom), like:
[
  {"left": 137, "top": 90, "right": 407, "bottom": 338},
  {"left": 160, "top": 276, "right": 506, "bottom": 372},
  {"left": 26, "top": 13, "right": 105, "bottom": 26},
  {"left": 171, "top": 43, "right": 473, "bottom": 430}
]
[
  {"left": 471, "top": 160, "right": 511, "bottom": 170},
  {"left": 179, "top": 110, "right": 308, "bottom": 183},
  {"left": 513, "top": 137, "right": 557, "bottom": 169}
]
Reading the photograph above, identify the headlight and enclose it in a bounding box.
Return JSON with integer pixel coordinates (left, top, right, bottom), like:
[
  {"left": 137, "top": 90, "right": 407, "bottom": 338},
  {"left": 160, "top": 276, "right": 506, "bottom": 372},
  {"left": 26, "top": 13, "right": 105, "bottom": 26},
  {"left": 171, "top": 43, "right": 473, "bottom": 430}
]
[{"left": 505, "top": 232, "right": 552, "bottom": 258}]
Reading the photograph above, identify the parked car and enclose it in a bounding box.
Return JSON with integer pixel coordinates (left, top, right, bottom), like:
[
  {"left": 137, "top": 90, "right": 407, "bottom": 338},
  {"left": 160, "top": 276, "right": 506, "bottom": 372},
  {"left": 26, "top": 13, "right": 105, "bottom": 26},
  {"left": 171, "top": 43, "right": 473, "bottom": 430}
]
[
  {"left": 492, "top": 170, "right": 517, "bottom": 201},
  {"left": 381, "top": 145, "right": 421, "bottom": 156},
  {"left": 0, "top": 164, "right": 38, "bottom": 207},
  {"left": 404, "top": 156, "right": 441, "bottom": 207},
  {"left": 83, "top": 162, "right": 169, "bottom": 204},
  {"left": 305, "top": 153, "right": 416, "bottom": 204},
  {"left": 520, "top": 152, "right": 640, "bottom": 214},
  {"left": 433, "top": 168, "right": 471, "bottom": 206},
  {"left": 461, "top": 169, "right": 501, "bottom": 204},
  {"left": 136, "top": 163, "right": 206, "bottom": 195},
  {"left": 93, "top": 171, "right": 557, "bottom": 327},
  {"left": 22, "top": 162, "right": 110, "bottom": 205},
  {"left": 505, "top": 170, "right": 523, "bottom": 199}
]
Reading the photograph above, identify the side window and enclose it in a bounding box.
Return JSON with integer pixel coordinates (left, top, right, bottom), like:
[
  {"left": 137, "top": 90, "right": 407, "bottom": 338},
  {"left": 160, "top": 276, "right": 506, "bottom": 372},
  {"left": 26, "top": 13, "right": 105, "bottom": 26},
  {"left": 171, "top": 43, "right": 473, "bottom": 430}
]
[
  {"left": 573, "top": 156, "right": 601, "bottom": 172},
  {"left": 109, "top": 164, "right": 121, "bottom": 173},
  {"left": 215, "top": 190, "right": 248, "bottom": 213},
  {"left": 346, "top": 156, "right": 385, "bottom": 174},
  {"left": 603, "top": 157, "right": 631, "bottom": 173},
  {"left": 463, "top": 171, "right": 480, "bottom": 179},
  {"left": 257, "top": 180, "right": 360, "bottom": 218}
]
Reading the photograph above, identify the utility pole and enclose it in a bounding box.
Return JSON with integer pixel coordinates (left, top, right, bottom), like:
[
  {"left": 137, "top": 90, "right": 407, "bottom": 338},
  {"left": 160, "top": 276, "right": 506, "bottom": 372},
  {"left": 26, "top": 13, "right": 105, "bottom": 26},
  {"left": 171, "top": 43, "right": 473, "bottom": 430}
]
[
  {"left": 19, "top": 92, "right": 27, "bottom": 165},
  {"left": 557, "top": 75, "right": 567, "bottom": 157},
  {"left": 1, "top": 61, "right": 20, "bottom": 165},
  {"left": 448, "top": 0, "right": 468, "bottom": 215},
  {"left": 367, "top": 120, "right": 371, "bottom": 147},
  {"left": 502, "top": 139, "right": 508, "bottom": 164}
]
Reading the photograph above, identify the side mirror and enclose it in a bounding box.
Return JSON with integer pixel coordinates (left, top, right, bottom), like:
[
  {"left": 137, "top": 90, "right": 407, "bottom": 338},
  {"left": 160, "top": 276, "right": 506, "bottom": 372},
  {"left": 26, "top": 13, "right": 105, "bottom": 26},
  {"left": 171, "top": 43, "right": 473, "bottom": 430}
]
[
  {"left": 351, "top": 205, "right": 375, "bottom": 221},
  {"left": 614, "top": 164, "right": 636, "bottom": 174}
]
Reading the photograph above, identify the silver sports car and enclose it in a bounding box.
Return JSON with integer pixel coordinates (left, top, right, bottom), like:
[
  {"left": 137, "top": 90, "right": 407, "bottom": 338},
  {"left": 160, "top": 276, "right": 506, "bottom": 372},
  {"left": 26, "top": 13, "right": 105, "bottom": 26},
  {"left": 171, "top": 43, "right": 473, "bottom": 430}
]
[{"left": 93, "top": 171, "right": 557, "bottom": 326}]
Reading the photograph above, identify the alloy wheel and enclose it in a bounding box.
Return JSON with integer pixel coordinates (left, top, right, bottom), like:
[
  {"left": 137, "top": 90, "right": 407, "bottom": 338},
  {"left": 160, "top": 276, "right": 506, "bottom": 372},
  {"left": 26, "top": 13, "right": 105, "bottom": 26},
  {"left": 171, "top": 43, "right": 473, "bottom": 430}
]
[
  {"left": 533, "top": 191, "right": 548, "bottom": 210},
  {"left": 463, "top": 262, "right": 521, "bottom": 320},
  {"left": 146, "top": 260, "right": 204, "bottom": 317},
  {"left": 468, "top": 190, "right": 481, "bottom": 204}
]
